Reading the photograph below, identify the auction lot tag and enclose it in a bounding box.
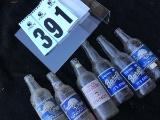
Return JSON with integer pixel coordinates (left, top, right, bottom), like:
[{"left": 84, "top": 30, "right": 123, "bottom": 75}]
[
  {"left": 31, "top": 3, "right": 68, "bottom": 43},
  {"left": 19, "top": 14, "right": 57, "bottom": 56},
  {"left": 39, "top": 0, "right": 78, "bottom": 31}
]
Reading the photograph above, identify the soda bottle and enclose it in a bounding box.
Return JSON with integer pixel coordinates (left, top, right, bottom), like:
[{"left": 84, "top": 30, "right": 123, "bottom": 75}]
[
  {"left": 70, "top": 58, "right": 119, "bottom": 120},
  {"left": 81, "top": 41, "right": 134, "bottom": 105},
  {"left": 24, "top": 74, "right": 67, "bottom": 120},
  {"left": 46, "top": 72, "right": 96, "bottom": 120},
  {"left": 96, "top": 35, "right": 156, "bottom": 98},
  {"left": 114, "top": 28, "right": 160, "bottom": 81}
]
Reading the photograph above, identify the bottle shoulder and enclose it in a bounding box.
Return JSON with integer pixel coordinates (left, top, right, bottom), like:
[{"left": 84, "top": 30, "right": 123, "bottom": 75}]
[
  {"left": 77, "top": 71, "right": 98, "bottom": 88},
  {"left": 54, "top": 85, "right": 76, "bottom": 103},
  {"left": 30, "top": 88, "right": 54, "bottom": 107},
  {"left": 31, "top": 88, "right": 51, "bottom": 97},
  {"left": 77, "top": 71, "right": 96, "bottom": 79},
  {"left": 111, "top": 52, "right": 134, "bottom": 70},
  {"left": 124, "top": 38, "right": 143, "bottom": 54},
  {"left": 113, "top": 52, "right": 130, "bottom": 60},
  {"left": 92, "top": 59, "right": 112, "bottom": 75},
  {"left": 55, "top": 84, "right": 74, "bottom": 93}
]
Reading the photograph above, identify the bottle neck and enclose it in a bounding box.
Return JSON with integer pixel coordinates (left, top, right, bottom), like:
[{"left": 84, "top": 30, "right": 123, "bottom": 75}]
[
  {"left": 24, "top": 75, "right": 41, "bottom": 93},
  {"left": 114, "top": 28, "right": 131, "bottom": 43},
  {"left": 82, "top": 41, "right": 104, "bottom": 63},
  {"left": 97, "top": 35, "right": 119, "bottom": 59},
  {"left": 70, "top": 59, "right": 88, "bottom": 77},
  {"left": 46, "top": 72, "right": 64, "bottom": 90}
]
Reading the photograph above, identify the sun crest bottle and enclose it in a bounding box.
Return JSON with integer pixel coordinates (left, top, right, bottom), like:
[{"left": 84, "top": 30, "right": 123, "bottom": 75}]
[
  {"left": 81, "top": 41, "right": 134, "bottom": 105},
  {"left": 46, "top": 72, "right": 96, "bottom": 120},
  {"left": 70, "top": 58, "right": 119, "bottom": 120},
  {"left": 114, "top": 28, "right": 160, "bottom": 81},
  {"left": 24, "top": 74, "right": 67, "bottom": 120},
  {"left": 96, "top": 35, "right": 156, "bottom": 98}
]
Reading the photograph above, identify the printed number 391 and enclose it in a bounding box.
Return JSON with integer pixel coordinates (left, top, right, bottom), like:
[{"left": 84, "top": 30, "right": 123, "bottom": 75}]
[{"left": 33, "top": 6, "right": 73, "bottom": 48}]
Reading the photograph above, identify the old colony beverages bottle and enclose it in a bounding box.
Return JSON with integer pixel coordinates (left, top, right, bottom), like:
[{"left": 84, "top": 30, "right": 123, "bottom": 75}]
[
  {"left": 24, "top": 74, "right": 67, "bottom": 120},
  {"left": 81, "top": 41, "right": 134, "bottom": 105},
  {"left": 46, "top": 72, "right": 96, "bottom": 120},
  {"left": 70, "top": 58, "right": 119, "bottom": 120},
  {"left": 97, "top": 35, "right": 156, "bottom": 98},
  {"left": 114, "top": 28, "right": 160, "bottom": 81}
]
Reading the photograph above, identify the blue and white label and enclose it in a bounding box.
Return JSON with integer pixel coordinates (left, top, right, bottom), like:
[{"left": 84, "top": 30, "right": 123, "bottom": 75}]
[
  {"left": 131, "top": 44, "right": 158, "bottom": 69},
  {"left": 61, "top": 93, "right": 87, "bottom": 120},
  {"left": 36, "top": 97, "right": 64, "bottom": 120},
  {"left": 98, "top": 67, "right": 127, "bottom": 96},
  {"left": 120, "top": 62, "right": 150, "bottom": 90}
]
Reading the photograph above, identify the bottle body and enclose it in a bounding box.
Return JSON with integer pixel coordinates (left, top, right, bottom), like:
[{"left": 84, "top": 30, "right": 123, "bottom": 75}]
[
  {"left": 96, "top": 36, "right": 156, "bottom": 98},
  {"left": 70, "top": 59, "right": 119, "bottom": 120},
  {"left": 54, "top": 84, "right": 96, "bottom": 120},
  {"left": 31, "top": 88, "right": 67, "bottom": 120},
  {"left": 77, "top": 71, "right": 119, "bottom": 120},
  {"left": 115, "top": 28, "right": 160, "bottom": 81},
  {"left": 93, "top": 60, "right": 134, "bottom": 105}
]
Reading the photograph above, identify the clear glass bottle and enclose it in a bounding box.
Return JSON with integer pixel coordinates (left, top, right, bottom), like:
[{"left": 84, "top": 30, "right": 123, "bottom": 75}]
[
  {"left": 24, "top": 74, "right": 67, "bottom": 120},
  {"left": 81, "top": 41, "right": 134, "bottom": 105},
  {"left": 96, "top": 35, "right": 156, "bottom": 98},
  {"left": 115, "top": 28, "right": 160, "bottom": 82},
  {"left": 46, "top": 72, "right": 96, "bottom": 120},
  {"left": 70, "top": 58, "right": 119, "bottom": 120}
]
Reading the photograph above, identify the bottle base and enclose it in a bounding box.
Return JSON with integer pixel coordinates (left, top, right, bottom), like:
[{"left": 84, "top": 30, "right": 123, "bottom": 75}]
[
  {"left": 94, "top": 99, "right": 119, "bottom": 120},
  {"left": 153, "top": 77, "right": 160, "bottom": 82},
  {"left": 113, "top": 87, "right": 134, "bottom": 106},
  {"left": 136, "top": 80, "right": 156, "bottom": 98}
]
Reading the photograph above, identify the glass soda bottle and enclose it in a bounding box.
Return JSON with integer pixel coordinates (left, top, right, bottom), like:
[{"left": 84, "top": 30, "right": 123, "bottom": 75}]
[
  {"left": 114, "top": 28, "right": 160, "bottom": 81},
  {"left": 81, "top": 41, "right": 134, "bottom": 105},
  {"left": 96, "top": 35, "right": 156, "bottom": 98},
  {"left": 24, "top": 74, "right": 67, "bottom": 120},
  {"left": 46, "top": 72, "right": 96, "bottom": 120},
  {"left": 70, "top": 58, "right": 119, "bottom": 120}
]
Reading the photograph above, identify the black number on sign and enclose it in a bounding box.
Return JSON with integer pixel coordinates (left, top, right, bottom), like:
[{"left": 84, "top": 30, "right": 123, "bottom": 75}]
[
  {"left": 44, "top": 18, "right": 63, "bottom": 38},
  {"left": 33, "top": 28, "right": 52, "bottom": 48},
  {"left": 55, "top": 6, "right": 73, "bottom": 24}
]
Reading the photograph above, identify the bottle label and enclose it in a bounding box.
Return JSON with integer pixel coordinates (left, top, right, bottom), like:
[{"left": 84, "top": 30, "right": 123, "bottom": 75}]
[
  {"left": 120, "top": 62, "right": 150, "bottom": 90},
  {"left": 98, "top": 67, "right": 128, "bottom": 96},
  {"left": 60, "top": 93, "right": 87, "bottom": 120},
  {"left": 36, "top": 97, "right": 64, "bottom": 120},
  {"left": 82, "top": 79, "right": 110, "bottom": 109},
  {"left": 131, "top": 44, "right": 158, "bottom": 69}
]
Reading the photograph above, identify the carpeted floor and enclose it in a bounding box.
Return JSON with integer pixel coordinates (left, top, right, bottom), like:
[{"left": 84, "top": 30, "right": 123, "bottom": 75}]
[{"left": 1, "top": 0, "right": 160, "bottom": 120}]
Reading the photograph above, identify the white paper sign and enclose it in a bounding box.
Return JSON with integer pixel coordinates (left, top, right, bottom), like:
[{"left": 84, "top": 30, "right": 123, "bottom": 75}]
[
  {"left": 31, "top": 4, "right": 68, "bottom": 43},
  {"left": 39, "top": 0, "right": 78, "bottom": 31},
  {"left": 19, "top": 14, "right": 57, "bottom": 56}
]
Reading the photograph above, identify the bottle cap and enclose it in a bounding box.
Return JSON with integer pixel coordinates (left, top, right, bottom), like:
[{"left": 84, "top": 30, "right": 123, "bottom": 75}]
[
  {"left": 24, "top": 74, "right": 34, "bottom": 83},
  {"left": 114, "top": 28, "right": 123, "bottom": 35},
  {"left": 70, "top": 58, "right": 82, "bottom": 68},
  {"left": 96, "top": 35, "right": 105, "bottom": 42}
]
